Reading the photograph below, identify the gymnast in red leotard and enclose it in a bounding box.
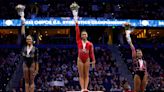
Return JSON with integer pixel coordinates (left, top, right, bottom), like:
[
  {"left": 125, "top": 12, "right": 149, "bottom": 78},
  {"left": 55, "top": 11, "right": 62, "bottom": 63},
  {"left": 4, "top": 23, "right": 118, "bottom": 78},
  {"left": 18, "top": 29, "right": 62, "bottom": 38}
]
[
  {"left": 76, "top": 23, "right": 95, "bottom": 63},
  {"left": 75, "top": 21, "right": 96, "bottom": 92}
]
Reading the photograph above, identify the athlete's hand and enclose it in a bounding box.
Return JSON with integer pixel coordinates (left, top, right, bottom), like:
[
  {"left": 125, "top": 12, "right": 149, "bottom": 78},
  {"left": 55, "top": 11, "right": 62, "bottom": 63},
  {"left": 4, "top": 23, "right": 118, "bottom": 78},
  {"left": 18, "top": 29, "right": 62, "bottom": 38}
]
[
  {"left": 33, "top": 71, "right": 38, "bottom": 76},
  {"left": 72, "top": 10, "right": 78, "bottom": 22},
  {"left": 123, "top": 22, "right": 131, "bottom": 27},
  {"left": 124, "top": 23, "right": 134, "bottom": 44},
  {"left": 123, "top": 22, "right": 131, "bottom": 30},
  {"left": 91, "top": 61, "right": 96, "bottom": 69},
  {"left": 72, "top": 10, "right": 78, "bottom": 18}
]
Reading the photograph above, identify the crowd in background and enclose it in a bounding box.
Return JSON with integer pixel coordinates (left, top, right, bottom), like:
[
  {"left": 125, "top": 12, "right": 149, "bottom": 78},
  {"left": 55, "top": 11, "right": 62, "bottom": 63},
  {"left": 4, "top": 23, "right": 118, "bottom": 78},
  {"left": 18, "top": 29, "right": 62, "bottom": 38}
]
[
  {"left": 0, "top": 0, "right": 164, "bottom": 19},
  {"left": 35, "top": 47, "right": 125, "bottom": 91},
  {"left": 0, "top": 47, "right": 128, "bottom": 91},
  {"left": 0, "top": 49, "right": 20, "bottom": 90},
  {"left": 0, "top": 34, "right": 17, "bottom": 44},
  {"left": 0, "top": 46, "right": 163, "bottom": 91}
]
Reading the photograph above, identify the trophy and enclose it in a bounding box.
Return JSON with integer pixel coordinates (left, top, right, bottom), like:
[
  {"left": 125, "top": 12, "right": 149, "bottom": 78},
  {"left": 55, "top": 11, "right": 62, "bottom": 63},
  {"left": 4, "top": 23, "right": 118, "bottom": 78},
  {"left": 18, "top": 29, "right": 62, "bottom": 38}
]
[
  {"left": 70, "top": 2, "right": 80, "bottom": 21},
  {"left": 15, "top": 4, "right": 25, "bottom": 17}
]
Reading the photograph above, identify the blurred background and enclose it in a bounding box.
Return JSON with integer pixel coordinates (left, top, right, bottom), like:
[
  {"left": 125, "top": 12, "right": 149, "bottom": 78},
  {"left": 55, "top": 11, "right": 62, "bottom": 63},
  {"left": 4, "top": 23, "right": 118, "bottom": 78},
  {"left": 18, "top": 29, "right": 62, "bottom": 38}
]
[{"left": 0, "top": 0, "right": 163, "bottom": 92}]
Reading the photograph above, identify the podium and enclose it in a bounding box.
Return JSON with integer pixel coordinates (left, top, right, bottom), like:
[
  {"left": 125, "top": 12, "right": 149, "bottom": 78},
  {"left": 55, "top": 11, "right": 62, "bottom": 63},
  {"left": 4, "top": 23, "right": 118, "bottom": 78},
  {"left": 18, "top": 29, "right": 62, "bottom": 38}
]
[{"left": 66, "top": 91, "right": 104, "bottom": 92}]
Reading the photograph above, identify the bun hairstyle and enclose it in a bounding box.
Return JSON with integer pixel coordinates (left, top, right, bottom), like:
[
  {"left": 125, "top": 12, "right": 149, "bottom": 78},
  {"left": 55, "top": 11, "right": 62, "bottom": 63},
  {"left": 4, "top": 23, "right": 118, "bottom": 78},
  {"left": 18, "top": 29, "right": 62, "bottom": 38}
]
[
  {"left": 26, "top": 35, "right": 35, "bottom": 44},
  {"left": 136, "top": 49, "right": 142, "bottom": 52},
  {"left": 81, "top": 29, "right": 88, "bottom": 36},
  {"left": 26, "top": 35, "right": 33, "bottom": 40},
  {"left": 81, "top": 29, "right": 87, "bottom": 33}
]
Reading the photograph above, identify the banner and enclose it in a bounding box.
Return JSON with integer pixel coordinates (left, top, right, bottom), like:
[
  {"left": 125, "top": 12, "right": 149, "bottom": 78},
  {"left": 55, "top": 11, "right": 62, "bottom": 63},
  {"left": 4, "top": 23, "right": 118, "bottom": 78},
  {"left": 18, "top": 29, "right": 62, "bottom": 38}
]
[
  {"left": 1, "top": 17, "right": 164, "bottom": 27},
  {"left": 48, "top": 81, "right": 65, "bottom": 87}
]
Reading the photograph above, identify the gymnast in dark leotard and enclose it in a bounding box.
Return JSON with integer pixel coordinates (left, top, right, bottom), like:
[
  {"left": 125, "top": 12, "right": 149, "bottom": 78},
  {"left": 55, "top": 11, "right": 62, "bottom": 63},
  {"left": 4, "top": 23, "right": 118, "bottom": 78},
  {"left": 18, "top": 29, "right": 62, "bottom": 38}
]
[
  {"left": 124, "top": 23, "right": 148, "bottom": 92},
  {"left": 20, "top": 15, "right": 39, "bottom": 92}
]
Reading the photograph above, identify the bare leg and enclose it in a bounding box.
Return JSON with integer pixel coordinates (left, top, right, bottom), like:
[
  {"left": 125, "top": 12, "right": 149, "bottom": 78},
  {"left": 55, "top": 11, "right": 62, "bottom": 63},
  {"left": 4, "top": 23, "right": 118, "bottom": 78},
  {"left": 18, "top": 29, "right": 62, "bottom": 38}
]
[
  {"left": 141, "top": 74, "right": 148, "bottom": 92},
  {"left": 29, "top": 63, "right": 35, "bottom": 92},
  {"left": 134, "top": 74, "right": 141, "bottom": 92},
  {"left": 23, "top": 63, "right": 30, "bottom": 92},
  {"left": 84, "top": 59, "right": 90, "bottom": 90},
  {"left": 77, "top": 58, "right": 85, "bottom": 90},
  {"left": 20, "top": 78, "right": 23, "bottom": 92}
]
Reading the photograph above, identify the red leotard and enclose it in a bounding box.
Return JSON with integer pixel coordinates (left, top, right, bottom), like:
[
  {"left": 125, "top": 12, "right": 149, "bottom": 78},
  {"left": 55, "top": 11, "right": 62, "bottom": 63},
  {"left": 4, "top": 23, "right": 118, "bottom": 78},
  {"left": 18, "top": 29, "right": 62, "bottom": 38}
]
[{"left": 76, "top": 23, "right": 95, "bottom": 63}]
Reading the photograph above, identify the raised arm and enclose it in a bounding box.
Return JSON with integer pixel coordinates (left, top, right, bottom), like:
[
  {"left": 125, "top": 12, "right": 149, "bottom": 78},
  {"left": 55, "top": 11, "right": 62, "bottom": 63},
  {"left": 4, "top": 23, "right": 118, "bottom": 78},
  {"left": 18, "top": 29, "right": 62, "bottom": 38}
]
[
  {"left": 20, "top": 16, "right": 26, "bottom": 46},
  {"left": 21, "top": 16, "right": 26, "bottom": 36},
  {"left": 71, "top": 3, "right": 81, "bottom": 43},
  {"left": 127, "top": 38, "right": 136, "bottom": 58},
  {"left": 124, "top": 23, "right": 136, "bottom": 58},
  {"left": 75, "top": 22, "right": 81, "bottom": 43}
]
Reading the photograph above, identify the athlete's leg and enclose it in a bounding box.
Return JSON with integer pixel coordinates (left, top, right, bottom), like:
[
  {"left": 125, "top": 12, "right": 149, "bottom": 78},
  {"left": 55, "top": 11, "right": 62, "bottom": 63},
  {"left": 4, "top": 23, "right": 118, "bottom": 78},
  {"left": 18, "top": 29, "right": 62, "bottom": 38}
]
[
  {"left": 134, "top": 74, "right": 141, "bottom": 92},
  {"left": 23, "top": 63, "right": 30, "bottom": 92},
  {"left": 77, "top": 58, "right": 85, "bottom": 90},
  {"left": 141, "top": 74, "right": 148, "bottom": 92},
  {"left": 29, "top": 63, "right": 36, "bottom": 92},
  {"left": 84, "top": 59, "right": 90, "bottom": 90}
]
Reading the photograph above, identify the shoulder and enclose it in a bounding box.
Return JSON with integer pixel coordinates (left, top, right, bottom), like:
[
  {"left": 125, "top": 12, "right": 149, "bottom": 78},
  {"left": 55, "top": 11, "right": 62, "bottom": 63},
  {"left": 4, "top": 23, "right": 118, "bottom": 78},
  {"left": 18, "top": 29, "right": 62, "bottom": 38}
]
[
  {"left": 22, "top": 46, "right": 26, "bottom": 50},
  {"left": 77, "top": 40, "right": 82, "bottom": 44},
  {"left": 34, "top": 46, "right": 38, "bottom": 50},
  {"left": 132, "top": 58, "right": 137, "bottom": 62},
  {"left": 87, "top": 41, "right": 94, "bottom": 48},
  {"left": 22, "top": 46, "right": 26, "bottom": 55},
  {"left": 87, "top": 41, "right": 93, "bottom": 45}
]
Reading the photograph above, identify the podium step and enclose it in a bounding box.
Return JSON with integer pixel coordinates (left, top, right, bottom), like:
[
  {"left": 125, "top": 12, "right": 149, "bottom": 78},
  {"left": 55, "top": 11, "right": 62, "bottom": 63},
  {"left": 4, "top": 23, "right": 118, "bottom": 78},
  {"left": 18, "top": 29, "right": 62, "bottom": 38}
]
[{"left": 67, "top": 91, "right": 104, "bottom": 92}]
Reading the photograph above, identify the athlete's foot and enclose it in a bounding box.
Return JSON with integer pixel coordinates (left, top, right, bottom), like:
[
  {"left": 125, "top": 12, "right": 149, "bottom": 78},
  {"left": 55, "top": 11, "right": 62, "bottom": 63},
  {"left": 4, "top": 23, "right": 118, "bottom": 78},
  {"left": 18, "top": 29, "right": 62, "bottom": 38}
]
[
  {"left": 81, "top": 89, "right": 84, "bottom": 92},
  {"left": 83, "top": 89, "right": 89, "bottom": 92}
]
